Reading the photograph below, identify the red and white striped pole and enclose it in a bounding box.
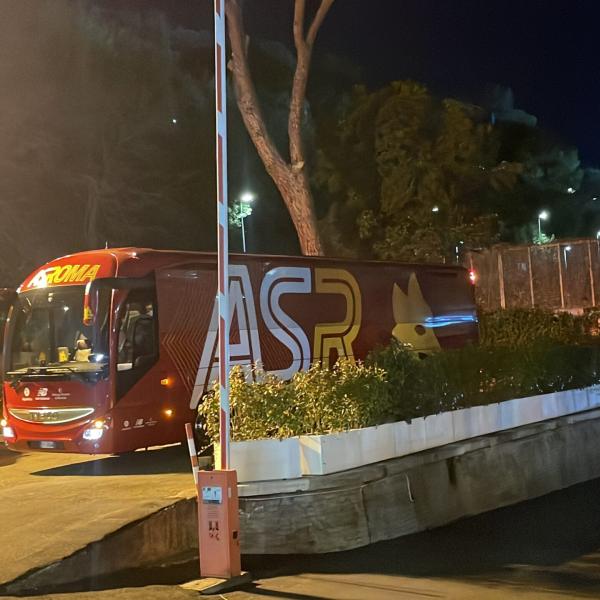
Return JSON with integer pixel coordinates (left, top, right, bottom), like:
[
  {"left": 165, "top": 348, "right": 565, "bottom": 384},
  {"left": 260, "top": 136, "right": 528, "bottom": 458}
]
[
  {"left": 214, "top": 0, "right": 230, "bottom": 471},
  {"left": 184, "top": 423, "right": 200, "bottom": 489},
  {"left": 183, "top": 4, "right": 244, "bottom": 585}
]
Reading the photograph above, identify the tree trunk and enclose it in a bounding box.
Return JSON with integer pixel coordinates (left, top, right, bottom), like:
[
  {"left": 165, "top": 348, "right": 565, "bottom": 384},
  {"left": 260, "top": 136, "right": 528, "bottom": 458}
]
[
  {"left": 276, "top": 169, "right": 322, "bottom": 256},
  {"left": 226, "top": 0, "right": 333, "bottom": 256}
]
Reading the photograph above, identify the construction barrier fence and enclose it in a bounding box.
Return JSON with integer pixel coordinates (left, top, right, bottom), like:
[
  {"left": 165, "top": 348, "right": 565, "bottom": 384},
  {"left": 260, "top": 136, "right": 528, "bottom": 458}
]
[{"left": 466, "top": 239, "right": 600, "bottom": 313}]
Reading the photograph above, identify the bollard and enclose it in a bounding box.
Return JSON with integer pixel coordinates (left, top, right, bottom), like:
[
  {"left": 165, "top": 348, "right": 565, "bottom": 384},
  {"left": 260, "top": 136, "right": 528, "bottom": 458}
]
[
  {"left": 197, "top": 469, "right": 241, "bottom": 579},
  {"left": 182, "top": 423, "right": 249, "bottom": 594}
]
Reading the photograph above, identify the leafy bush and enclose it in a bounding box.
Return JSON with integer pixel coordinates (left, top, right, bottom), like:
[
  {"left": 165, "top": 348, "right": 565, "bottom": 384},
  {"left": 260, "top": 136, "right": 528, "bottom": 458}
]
[
  {"left": 369, "top": 340, "right": 600, "bottom": 421},
  {"left": 479, "top": 308, "right": 600, "bottom": 347},
  {"left": 198, "top": 361, "right": 389, "bottom": 443},
  {"left": 198, "top": 311, "right": 600, "bottom": 445}
]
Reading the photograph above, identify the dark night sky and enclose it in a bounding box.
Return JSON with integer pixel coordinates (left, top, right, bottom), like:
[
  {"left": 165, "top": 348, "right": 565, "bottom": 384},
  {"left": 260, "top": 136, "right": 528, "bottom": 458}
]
[{"left": 129, "top": 0, "right": 600, "bottom": 166}]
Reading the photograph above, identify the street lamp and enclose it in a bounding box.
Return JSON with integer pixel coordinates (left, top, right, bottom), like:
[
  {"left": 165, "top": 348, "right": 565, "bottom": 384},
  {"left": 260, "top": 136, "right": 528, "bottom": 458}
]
[
  {"left": 563, "top": 244, "right": 572, "bottom": 266},
  {"left": 596, "top": 231, "right": 600, "bottom": 240},
  {"left": 239, "top": 192, "right": 254, "bottom": 253},
  {"left": 431, "top": 206, "right": 440, "bottom": 213},
  {"left": 538, "top": 210, "right": 549, "bottom": 239}
]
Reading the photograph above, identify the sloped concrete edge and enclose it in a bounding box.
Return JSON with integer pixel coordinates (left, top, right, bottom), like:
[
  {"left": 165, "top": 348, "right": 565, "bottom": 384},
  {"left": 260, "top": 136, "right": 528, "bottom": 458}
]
[
  {"left": 0, "top": 497, "right": 199, "bottom": 596},
  {"left": 5, "top": 409, "right": 600, "bottom": 594},
  {"left": 238, "top": 409, "right": 600, "bottom": 553}
]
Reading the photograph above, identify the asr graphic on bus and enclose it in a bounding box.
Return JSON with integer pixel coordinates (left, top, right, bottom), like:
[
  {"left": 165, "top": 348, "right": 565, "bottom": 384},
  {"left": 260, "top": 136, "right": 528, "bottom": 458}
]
[{"left": 1, "top": 248, "right": 477, "bottom": 454}]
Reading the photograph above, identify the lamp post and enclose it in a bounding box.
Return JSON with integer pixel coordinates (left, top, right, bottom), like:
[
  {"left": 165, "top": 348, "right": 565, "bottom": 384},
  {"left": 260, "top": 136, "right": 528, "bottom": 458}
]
[
  {"left": 538, "top": 210, "right": 549, "bottom": 239},
  {"left": 239, "top": 192, "right": 254, "bottom": 253},
  {"left": 563, "top": 244, "right": 572, "bottom": 266}
]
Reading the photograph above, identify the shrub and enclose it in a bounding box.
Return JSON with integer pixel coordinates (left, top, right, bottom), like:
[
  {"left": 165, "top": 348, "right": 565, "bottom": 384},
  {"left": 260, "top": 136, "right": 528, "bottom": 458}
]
[
  {"left": 198, "top": 361, "right": 389, "bottom": 443},
  {"left": 368, "top": 339, "right": 600, "bottom": 419},
  {"left": 479, "top": 308, "right": 600, "bottom": 347},
  {"left": 198, "top": 311, "right": 600, "bottom": 445}
]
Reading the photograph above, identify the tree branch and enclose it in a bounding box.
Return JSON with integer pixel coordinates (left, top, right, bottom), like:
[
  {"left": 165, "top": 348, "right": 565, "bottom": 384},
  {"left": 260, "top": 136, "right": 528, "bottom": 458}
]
[
  {"left": 289, "top": 0, "right": 335, "bottom": 166},
  {"left": 226, "top": 0, "right": 328, "bottom": 256},
  {"left": 306, "top": 0, "right": 335, "bottom": 46},
  {"left": 226, "top": 0, "right": 287, "bottom": 178},
  {"left": 293, "top": 0, "right": 306, "bottom": 52}
]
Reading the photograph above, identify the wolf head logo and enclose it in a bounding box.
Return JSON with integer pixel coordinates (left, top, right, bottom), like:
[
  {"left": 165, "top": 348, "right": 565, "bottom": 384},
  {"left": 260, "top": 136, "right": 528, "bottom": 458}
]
[{"left": 392, "top": 273, "right": 440, "bottom": 353}]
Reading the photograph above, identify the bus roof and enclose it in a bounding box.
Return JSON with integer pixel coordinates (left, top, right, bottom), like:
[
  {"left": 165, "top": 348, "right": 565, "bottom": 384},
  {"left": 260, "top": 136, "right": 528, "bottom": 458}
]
[{"left": 19, "top": 247, "right": 468, "bottom": 292}]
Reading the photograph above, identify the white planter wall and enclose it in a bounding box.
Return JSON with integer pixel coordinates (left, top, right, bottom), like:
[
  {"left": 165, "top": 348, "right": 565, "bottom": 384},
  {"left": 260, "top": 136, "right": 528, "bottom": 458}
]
[
  {"left": 225, "top": 385, "right": 600, "bottom": 483},
  {"left": 297, "top": 422, "right": 396, "bottom": 476},
  {"left": 219, "top": 437, "right": 302, "bottom": 481}
]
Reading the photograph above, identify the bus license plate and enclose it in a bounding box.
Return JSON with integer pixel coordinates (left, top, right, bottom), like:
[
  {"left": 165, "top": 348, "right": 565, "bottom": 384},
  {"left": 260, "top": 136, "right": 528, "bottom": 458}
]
[{"left": 39, "top": 441, "right": 58, "bottom": 449}]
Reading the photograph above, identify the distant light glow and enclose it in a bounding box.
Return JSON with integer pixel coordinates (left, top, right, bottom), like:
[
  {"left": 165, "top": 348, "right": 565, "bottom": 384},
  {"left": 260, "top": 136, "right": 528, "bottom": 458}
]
[
  {"left": 431, "top": 206, "right": 440, "bottom": 213},
  {"left": 469, "top": 269, "right": 477, "bottom": 284},
  {"left": 567, "top": 187, "right": 576, "bottom": 194},
  {"left": 565, "top": 245, "right": 572, "bottom": 252},
  {"left": 596, "top": 231, "right": 600, "bottom": 239},
  {"left": 240, "top": 192, "right": 255, "bottom": 204},
  {"left": 171, "top": 118, "right": 177, "bottom": 124},
  {"left": 538, "top": 210, "right": 549, "bottom": 220}
]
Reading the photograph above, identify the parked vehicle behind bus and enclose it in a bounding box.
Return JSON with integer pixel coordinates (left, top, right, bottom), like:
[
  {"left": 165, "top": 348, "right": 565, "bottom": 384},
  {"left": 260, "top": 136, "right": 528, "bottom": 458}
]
[{"left": 1, "top": 249, "right": 477, "bottom": 454}]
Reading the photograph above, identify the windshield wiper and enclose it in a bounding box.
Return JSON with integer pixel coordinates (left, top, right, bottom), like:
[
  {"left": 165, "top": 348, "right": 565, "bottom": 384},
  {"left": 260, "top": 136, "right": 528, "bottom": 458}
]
[
  {"left": 7, "top": 365, "right": 74, "bottom": 376},
  {"left": 6, "top": 363, "right": 107, "bottom": 385}
]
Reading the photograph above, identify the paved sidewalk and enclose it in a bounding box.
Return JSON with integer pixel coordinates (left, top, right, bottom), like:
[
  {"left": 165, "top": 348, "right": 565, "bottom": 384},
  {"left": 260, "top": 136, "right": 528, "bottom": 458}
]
[
  {"left": 4, "top": 569, "right": 600, "bottom": 600},
  {"left": 0, "top": 445, "right": 195, "bottom": 586}
]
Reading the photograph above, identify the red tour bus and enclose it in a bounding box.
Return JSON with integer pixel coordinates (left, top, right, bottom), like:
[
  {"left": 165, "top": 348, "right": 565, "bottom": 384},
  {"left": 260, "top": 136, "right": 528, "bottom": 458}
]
[{"left": 1, "top": 248, "right": 477, "bottom": 454}]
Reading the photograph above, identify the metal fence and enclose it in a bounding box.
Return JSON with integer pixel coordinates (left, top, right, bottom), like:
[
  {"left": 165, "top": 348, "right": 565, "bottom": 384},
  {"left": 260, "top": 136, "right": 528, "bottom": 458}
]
[{"left": 466, "top": 239, "right": 600, "bottom": 312}]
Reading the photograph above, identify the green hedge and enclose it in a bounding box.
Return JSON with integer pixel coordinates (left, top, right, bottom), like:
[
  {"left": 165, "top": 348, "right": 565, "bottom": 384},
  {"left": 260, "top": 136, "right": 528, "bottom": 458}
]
[
  {"left": 197, "top": 309, "right": 600, "bottom": 444},
  {"left": 198, "top": 361, "right": 390, "bottom": 444},
  {"left": 479, "top": 308, "right": 600, "bottom": 347},
  {"left": 368, "top": 340, "right": 600, "bottom": 419}
]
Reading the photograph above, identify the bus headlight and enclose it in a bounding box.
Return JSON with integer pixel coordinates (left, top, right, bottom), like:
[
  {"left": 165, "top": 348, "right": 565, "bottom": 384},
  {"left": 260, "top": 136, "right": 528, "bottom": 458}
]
[
  {"left": 83, "top": 420, "right": 107, "bottom": 441},
  {"left": 83, "top": 427, "right": 104, "bottom": 441},
  {"left": 2, "top": 426, "right": 15, "bottom": 439}
]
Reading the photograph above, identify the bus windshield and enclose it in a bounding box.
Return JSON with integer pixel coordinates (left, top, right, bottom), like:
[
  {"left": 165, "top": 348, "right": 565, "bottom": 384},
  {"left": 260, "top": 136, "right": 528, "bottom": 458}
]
[{"left": 8, "top": 286, "right": 110, "bottom": 375}]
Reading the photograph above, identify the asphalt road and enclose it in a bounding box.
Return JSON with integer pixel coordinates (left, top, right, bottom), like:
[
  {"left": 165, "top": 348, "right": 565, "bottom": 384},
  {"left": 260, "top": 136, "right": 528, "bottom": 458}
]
[
  {"left": 5, "top": 475, "right": 600, "bottom": 599},
  {"left": 0, "top": 444, "right": 196, "bottom": 587}
]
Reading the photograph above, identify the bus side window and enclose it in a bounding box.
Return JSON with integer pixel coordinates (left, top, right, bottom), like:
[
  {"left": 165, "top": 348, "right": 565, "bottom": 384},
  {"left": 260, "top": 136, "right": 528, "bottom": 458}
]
[{"left": 116, "top": 290, "right": 158, "bottom": 400}]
